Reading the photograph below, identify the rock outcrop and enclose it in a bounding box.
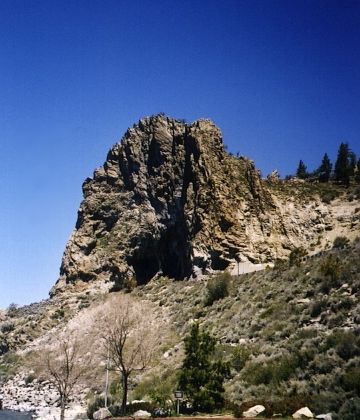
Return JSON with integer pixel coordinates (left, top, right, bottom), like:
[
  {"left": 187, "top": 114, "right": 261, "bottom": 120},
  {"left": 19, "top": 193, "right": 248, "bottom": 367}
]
[
  {"left": 52, "top": 114, "right": 339, "bottom": 294},
  {"left": 1, "top": 371, "right": 87, "bottom": 418}
]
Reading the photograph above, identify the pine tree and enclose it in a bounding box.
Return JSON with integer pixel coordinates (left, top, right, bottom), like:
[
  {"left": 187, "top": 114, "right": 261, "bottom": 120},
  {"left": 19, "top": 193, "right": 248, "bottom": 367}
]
[
  {"left": 317, "top": 153, "right": 332, "bottom": 182},
  {"left": 349, "top": 151, "right": 357, "bottom": 176},
  {"left": 334, "top": 142, "right": 351, "bottom": 186},
  {"left": 296, "top": 160, "right": 308, "bottom": 179},
  {"left": 355, "top": 158, "right": 360, "bottom": 184},
  {"left": 178, "top": 323, "right": 230, "bottom": 412}
]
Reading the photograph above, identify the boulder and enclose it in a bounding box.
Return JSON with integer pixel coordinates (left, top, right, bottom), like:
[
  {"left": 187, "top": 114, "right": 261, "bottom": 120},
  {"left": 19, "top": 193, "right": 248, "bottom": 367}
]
[
  {"left": 293, "top": 407, "right": 314, "bottom": 418},
  {"left": 316, "top": 414, "right": 332, "bottom": 420},
  {"left": 242, "top": 404, "right": 266, "bottom": 417},
  {"left": 93, "top": 407, "right": 112, "bottom": 420},
  {"left": 133, "top": 410, "right": 151, "bottom": 417}
]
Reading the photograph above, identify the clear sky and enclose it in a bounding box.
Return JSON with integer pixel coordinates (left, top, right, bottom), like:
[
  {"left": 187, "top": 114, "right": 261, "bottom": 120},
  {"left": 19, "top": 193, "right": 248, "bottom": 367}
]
[{"left": 0, "top": 0, "right": 359, "bottom": 308}]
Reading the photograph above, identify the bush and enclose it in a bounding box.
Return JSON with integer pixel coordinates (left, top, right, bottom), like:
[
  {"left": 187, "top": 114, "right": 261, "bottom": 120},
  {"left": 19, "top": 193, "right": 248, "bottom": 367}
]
[
  {"left": 319, "top": 255, "right": 342, "bottom": 291},
  {"left": 109, "top": 403, "right": 155, "bottom": 417},
  {"left": 232, "top": 396, "right": 312, "bottom": 418},
  {"left": 231, "top": 345, "right": 251, "bottom": 372},
  {"left": 333, "top": 236, "right": 349, "bottom": 249},
  {"left": 0, "top": 336, "right": 9, "bottom": 355},
  {"left": 0, "top": 321, "right": 15, "bottom": 333},
  {"left": 0, "top": 352, "right": 20, "bottom": 380},
  {"left": 204, "top": 272, "right": 231, "bottom": 306},
  {"left": 324, "top": 330, "right": 360, "bottom": 360},
  {"left": 321, "top": 189, "right": 339, "bottom": 204},
  {"left": 341, "top": 367, "right": 360, "bottom": 394},
  {"left": 87, "top": 395, "right": 114, "bottom": 419},
  {"left": 124, "top": 276, "right": 137, "bottom": 292},
  {"left": 108, "top": 404, "right": 122, "bottom": 417},
  {"left": 243, "top": 354, "right": 301, "bottom": 386},
  {"left": 310, "top": 299, "right": 327, "bottom": 317},
  {"left": 51, "top": 308, "right": 65, "bottom": 319},
  {"left": 273, "top": 258, "right": 287, "bottom": 271},
  {"left": 336, "top": 397, "right": 360, "bottom": 420},
  {"left": 6, "top": 303, "right": 18, "bottom": 318},
  {"left": 232, "top": 403, "right": 243, "bottom": 418},
  {"left": 25, "top": 372, "right": 36, "bottom": 384},
  {"left": 152, "top": 407, "right": 172, "bottom": 417},
  {"left": 310, "top": 391, "right": 345, "bottom": 414},
  {"left": 289, "top": 247, "right": 307, "bottom": 267}
]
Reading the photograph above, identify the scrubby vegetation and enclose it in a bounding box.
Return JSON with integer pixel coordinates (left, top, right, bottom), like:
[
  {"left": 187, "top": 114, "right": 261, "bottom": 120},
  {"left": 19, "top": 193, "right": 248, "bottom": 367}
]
[
  {"left": 1, "top": 237, "right": 359, "bottom": 418},
  {"left": 134, "top": 238, "right": 360, "bottom": 418},
  {"left": 204, "top": 272, "right": 231, "bottom": 306}
]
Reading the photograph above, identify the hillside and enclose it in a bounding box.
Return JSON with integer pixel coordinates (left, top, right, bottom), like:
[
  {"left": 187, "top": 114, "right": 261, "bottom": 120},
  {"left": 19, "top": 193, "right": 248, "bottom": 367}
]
[
  {"left": 1, "top": 239, "right": 359, "bottom": 418},
  {"left": 1, "top": 114, "right": 359, "bottom": 419}
]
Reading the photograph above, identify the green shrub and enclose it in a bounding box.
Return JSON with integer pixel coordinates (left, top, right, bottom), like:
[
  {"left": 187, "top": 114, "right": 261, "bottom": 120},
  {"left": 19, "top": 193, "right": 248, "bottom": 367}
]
[
  {"left": 231, "top": 345, "right": 251, "bottom": 372},
  {"left": 233, "top": 396, "right": 312, "bottom": 418},
  {"left": 148, "top": 382, "right": 173, "bottom": 409},
  {"left": 51, "top": 308, "right": 65, "bottom": 319},
  {"left": 321, "top": 189, "right": 339, "bottom": 204},
  {"left": 87, "top": 395, "right": 114, "bottom": 419},
  {"left": 289, "top": 247, "right": 307, "bottom": 267},
  {"left": 78, "top": 301, "right": 90, "bottom": 310},
  {"left": 0, "top": 336, "right": 9, "bottom": 355},
  {"left": 25, "top": 372, "right": 36, "bottom": 384},
  {"left": 306, "top": 392, "right": 344, "bottom": 416},
  {"left": 328, "top": 312, "right": 345, "bottom": 328},
  {"left": 204, "top": 272, "right": 231, "bottom": 306},
  {"left": 109, "top": 403, "right": 161, "bottom": 418},
  {"left": 109, "top": 379, "right": 122, "bottom": 401},
  {"left": 0, "top": 352, "right": 20, "bottom": 380},
  {"left": 336, "top": 397, "right": 360, "bottom": 420},
  {"left": 318, "top": 255, "right": 342, "bottom": 292},
  {"left": 6, "top": 303, "right": 19, "bottom": 318},
  {"left": 333, "top": 236, "right": 349, "bottom": 249},
  {"left": 273, "top": 258, "right": 287, "bottom": 271},
  {"left": 243, "top": 354, "right": 301, "bottom": 386},
  {"left": 232, "top": 403, "right": 242, "bottom": 418},
  {"left": 310, "top": 299, "right": 327, "bottom": 317},
  {"left": 0, "top": 321, "right": 15, "bottom": 333},
  {"left": 108, "top": 404, "right": 122, "bottom": 417},
  {"left": 324, "top": 330, "right": 360, "bottom": 360},
  {"left": 124, "top": 276, "right": 137, "bottom": 292},
  {"left": 333, "top": 296, "right": 353, "bottom": 312},
  {"left": 341, "top": 367, "right": 360, "bottom": 394}
]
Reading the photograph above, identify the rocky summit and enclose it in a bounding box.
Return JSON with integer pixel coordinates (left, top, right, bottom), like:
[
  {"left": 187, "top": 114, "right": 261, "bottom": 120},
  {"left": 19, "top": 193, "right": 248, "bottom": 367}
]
[{"left": 53, "top": 114, "right": 357, "bottom": 295}]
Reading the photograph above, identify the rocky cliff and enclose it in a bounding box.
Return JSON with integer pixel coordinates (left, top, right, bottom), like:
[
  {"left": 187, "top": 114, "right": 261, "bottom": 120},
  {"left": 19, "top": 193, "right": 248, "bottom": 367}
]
[{"left": 53, "top": 114, "right": 350, "bottom": 295}]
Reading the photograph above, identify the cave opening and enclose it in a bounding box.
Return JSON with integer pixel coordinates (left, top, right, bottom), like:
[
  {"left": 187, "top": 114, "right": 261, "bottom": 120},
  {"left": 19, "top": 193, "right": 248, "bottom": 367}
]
[
  {"left": 210, "top": 251, "right": 230, "bottom": 271},
  {"left": 128, "top": 252, "right": 160, "bottom": 285},
  {"left": 159, "top": 224, "right": 193, "bottom": 280}
]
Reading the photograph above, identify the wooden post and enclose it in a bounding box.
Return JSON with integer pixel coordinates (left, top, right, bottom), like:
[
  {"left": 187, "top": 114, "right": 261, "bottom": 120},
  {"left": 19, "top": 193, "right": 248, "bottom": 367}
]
[{"left": 105, "top": 348, "right": 110, "bottom": 408}]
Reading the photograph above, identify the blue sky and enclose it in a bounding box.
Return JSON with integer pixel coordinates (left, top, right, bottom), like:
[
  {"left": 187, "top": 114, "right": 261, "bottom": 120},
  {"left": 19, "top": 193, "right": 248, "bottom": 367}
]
[{"left": 0, "top": 0, "right": 359, "bottom": 308}]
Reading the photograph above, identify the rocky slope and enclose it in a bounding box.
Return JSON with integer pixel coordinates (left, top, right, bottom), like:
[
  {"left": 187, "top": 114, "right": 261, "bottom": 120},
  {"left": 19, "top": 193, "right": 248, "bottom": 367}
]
[
  {"left": 53, "top": 114, "right": 359, "bottom": 295},
  {"left": 1, "top": 114, "right": 359, "bottom": 419},
  {"left": 2, "top": 240, "right": 359, "bottom": 418}
]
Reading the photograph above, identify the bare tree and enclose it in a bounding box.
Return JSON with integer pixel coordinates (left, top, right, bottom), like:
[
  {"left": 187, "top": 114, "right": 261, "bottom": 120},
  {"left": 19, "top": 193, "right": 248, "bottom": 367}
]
[
  {"left": 100, "top": 294, "right": 160, "bottom": 414},
  {"left": 43, "top": 338, "right": 88, "bottom": 420}
]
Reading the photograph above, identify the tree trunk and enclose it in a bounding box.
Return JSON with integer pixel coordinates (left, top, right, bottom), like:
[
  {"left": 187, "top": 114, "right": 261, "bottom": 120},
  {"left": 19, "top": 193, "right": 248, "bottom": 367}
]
[
  {"left": 121, "top": 373, "right": 128, "bottom": 415},
  {"left": 60, "top": 396, "right": 66, "bottom": 420}
]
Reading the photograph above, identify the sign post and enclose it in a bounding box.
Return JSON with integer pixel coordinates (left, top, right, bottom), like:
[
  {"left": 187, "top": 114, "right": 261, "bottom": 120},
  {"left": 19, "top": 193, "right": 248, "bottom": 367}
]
[{"left": 174, "top": 390, "right": 183, "bottom": 415}]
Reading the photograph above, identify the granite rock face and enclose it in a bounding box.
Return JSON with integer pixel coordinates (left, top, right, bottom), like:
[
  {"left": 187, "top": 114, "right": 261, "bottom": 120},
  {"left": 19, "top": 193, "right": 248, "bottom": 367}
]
[{"left": 52, "top": 114, "right": 333, "bottom": 294}]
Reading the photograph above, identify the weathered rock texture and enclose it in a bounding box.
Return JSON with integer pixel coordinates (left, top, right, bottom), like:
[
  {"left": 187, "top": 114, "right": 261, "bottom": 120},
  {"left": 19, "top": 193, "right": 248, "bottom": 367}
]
[{"left": 52, "top": 114, "right": 340, "bottom": 294}]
